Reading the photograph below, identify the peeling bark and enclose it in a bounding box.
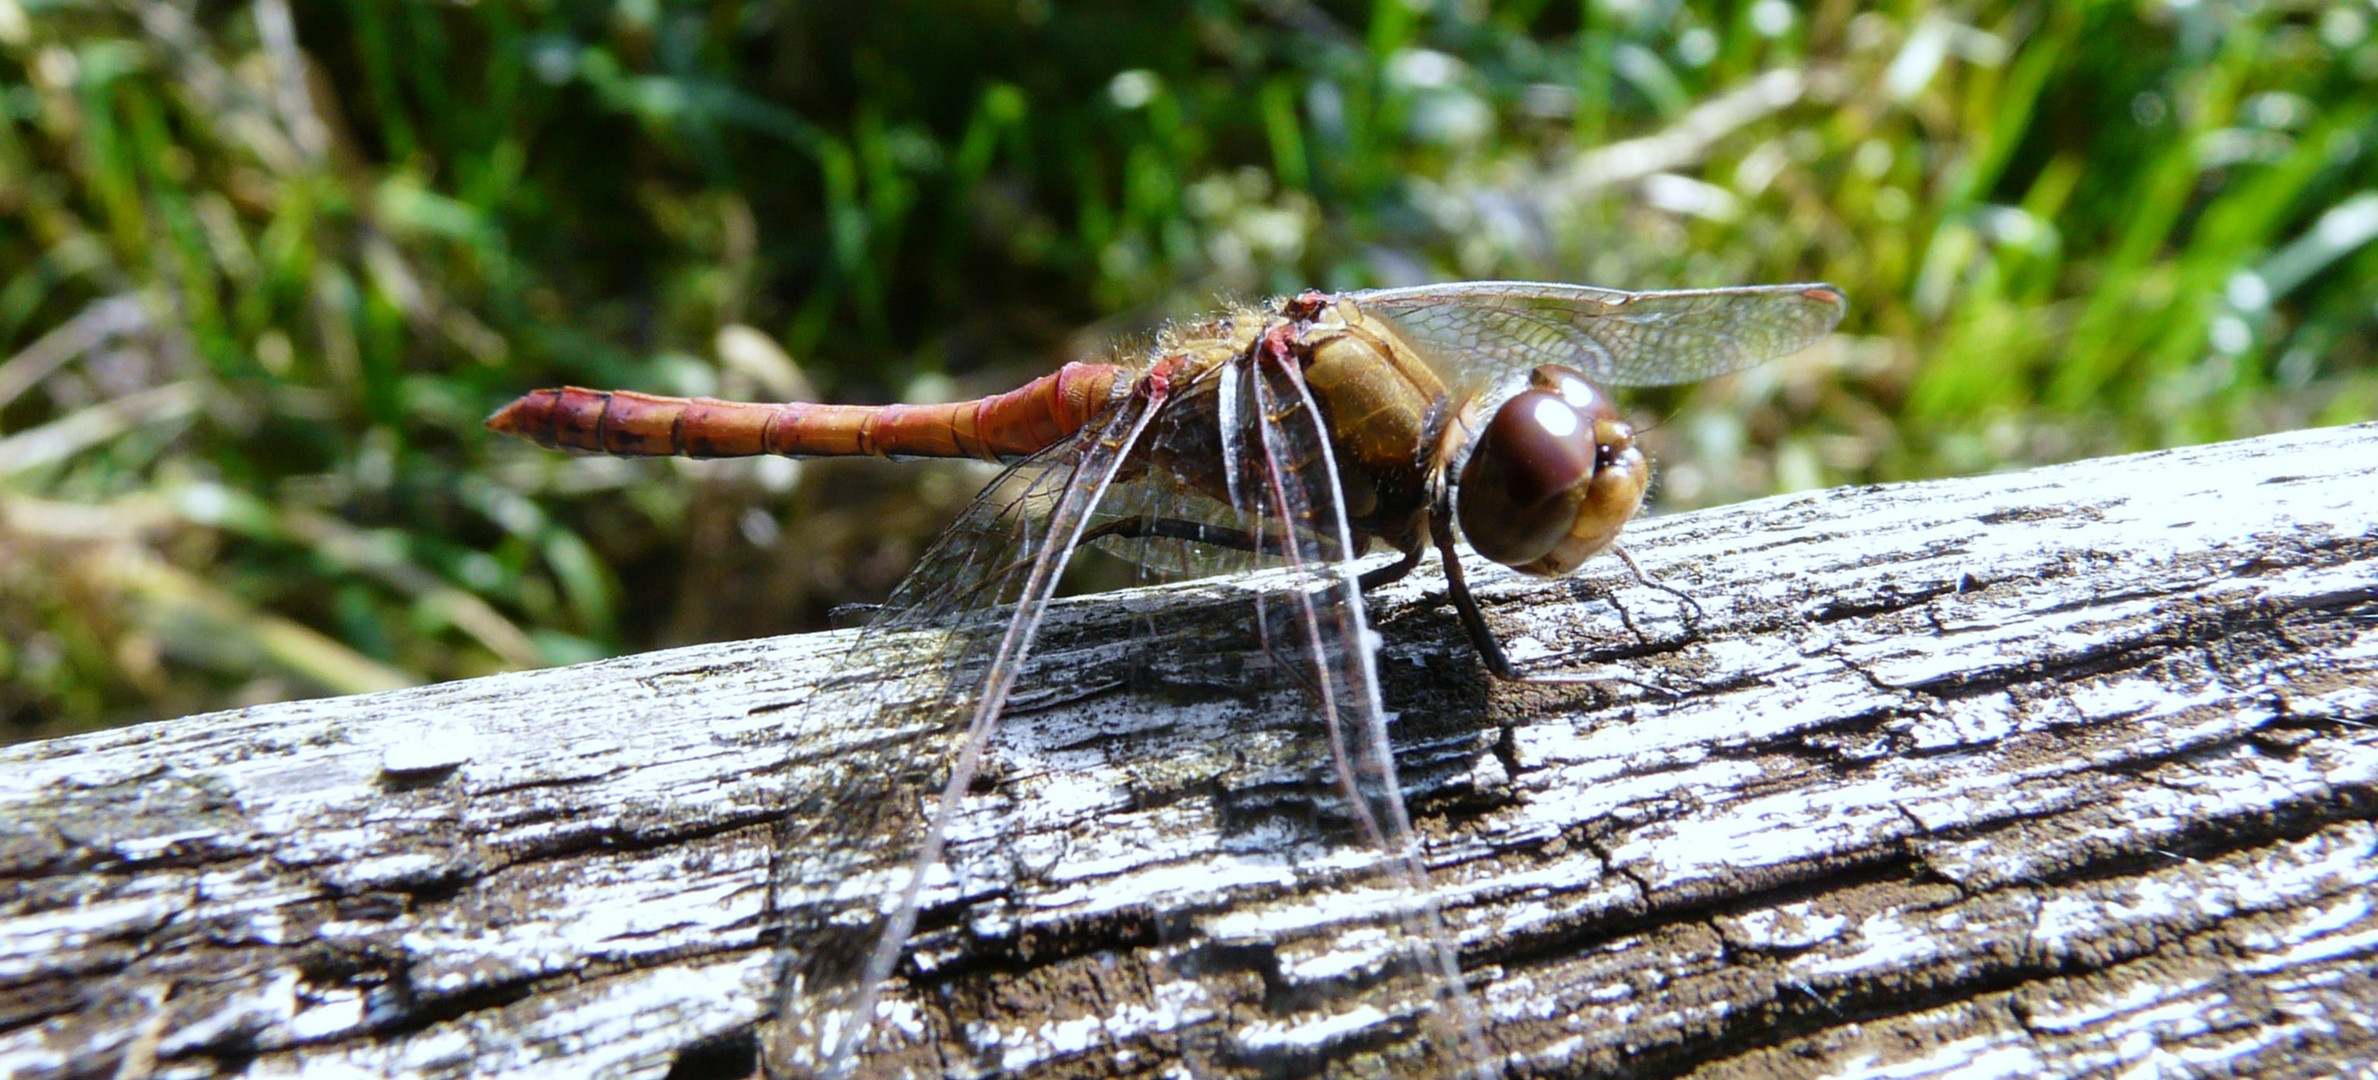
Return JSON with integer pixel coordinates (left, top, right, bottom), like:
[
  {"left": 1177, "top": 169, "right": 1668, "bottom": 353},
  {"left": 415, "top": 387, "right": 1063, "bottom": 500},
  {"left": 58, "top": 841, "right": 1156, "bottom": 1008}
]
[{"left": 3, "top": 423, "right": 2375, "bottom": 1079}]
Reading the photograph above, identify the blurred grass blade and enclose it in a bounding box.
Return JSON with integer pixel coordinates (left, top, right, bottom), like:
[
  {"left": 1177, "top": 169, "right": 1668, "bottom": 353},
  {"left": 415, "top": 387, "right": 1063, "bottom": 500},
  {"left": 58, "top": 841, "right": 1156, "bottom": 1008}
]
[
  {"left": 114, "top": 551, "right": 417, "bottom": 695},
  {"left": 0, "top": 382, "right": 203, "bottom": 476},
  {"left": 2256, "top": 191, "right": 2378, "bottom": 300},
  {"left": 1555, "top": 68, "right": 1805, "bottom": 201},
  {"left": 279, "top": 507, "right": 544, "bottom": 668},
  {"left": 0, "top": 295, "right": 147, "bottom": 410}
]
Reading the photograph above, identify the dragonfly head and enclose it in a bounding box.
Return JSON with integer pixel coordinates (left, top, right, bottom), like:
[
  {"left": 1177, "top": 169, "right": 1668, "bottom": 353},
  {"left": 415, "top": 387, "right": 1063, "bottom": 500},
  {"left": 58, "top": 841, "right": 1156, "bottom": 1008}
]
[{"left": 1455, "top": 365, "right": 1649, "bottom": 577}]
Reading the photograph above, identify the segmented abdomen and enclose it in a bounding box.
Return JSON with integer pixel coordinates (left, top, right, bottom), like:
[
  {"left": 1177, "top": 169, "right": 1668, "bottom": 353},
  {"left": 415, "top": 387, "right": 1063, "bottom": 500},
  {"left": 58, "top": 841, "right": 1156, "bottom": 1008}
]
[{"left": 484, "top": 363, "right": 1126, "bottom": 462}]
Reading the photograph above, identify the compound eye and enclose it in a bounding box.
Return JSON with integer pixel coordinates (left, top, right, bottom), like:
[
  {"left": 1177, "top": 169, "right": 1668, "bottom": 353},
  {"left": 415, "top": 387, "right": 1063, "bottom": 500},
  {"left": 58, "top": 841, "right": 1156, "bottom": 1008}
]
[
  {"left": 1457, "top": 388, "right": 1597, "bottom": 569},
  {"left": 1537, "top": 365, "right": 1617, "bottom": 426},
  {"left": 1456, "top": 365, "right": 1651, "bottom": 576}
]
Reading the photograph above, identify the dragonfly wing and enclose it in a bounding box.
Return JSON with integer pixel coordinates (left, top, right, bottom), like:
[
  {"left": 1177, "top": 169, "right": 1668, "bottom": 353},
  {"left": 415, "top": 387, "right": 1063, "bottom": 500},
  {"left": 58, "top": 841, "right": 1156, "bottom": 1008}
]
[
  {"left": 767, "top": 384, "right": 1169, "bottom": 1076},
  {"left": 1189, "top": 350, "right": 1492, "bottom": 1078},
  {"left": 767, "top": 348, "right": 1496, "bottom": 1076},
  {"left": 1349, "top": 280, "right": 1847, "bottom": 393},
  {"left": 1080, "top": 376, "right": 1316, "bottom": 583},
  {"left": 1082, "top": 468, "right": 1293, "bottom": 581}
]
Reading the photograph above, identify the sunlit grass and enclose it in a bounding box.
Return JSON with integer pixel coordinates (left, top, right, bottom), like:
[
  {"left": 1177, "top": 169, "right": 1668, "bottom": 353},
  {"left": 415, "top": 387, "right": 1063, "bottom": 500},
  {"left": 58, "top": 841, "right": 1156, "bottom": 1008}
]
[{"left": 2, "top": 0, "right": 2372, "bottom": 737}]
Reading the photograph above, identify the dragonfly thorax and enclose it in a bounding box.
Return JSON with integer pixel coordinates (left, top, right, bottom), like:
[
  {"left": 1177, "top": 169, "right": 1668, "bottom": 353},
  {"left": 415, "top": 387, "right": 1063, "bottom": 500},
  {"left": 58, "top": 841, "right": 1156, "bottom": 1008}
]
[
  {"left": 1294, "top": 297, "right": 1452, "bottom": 547},
  {"left": 1453, "top": 364, "right": 1650, "bottom": 577},
  {"left": 1138, "top": 295, "right": 1456, "bottom": 557}
]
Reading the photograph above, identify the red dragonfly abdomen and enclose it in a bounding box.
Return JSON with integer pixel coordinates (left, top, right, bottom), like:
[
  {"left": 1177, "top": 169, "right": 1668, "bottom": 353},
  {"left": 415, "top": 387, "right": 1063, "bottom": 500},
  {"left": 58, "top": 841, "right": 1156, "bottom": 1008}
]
[{"left": 485, "top": 362, "right": 1127, "bottom": 462}]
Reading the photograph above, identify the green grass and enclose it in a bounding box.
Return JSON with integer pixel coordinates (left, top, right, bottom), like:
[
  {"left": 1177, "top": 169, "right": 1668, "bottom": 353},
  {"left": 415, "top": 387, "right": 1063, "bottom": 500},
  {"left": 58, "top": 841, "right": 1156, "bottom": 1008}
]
[{"left": 2, "top": 0, "right": 2373, "bottom": 738}]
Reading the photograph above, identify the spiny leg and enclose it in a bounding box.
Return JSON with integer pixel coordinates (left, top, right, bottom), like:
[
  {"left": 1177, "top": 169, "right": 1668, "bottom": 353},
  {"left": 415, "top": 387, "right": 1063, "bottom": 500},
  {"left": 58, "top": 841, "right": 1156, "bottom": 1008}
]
[
  {"left": 1431, "top": 515, "right": 1524, "bottom": 682},
  {"left": 1078, "top": 514, "right": 1421, "bottom": 591},
  {"left": 1076, "top": 514, "right": 1289, "bottom": 555},
  {"left": 1432, "top": 516, "right": 1682, "bottom": 694},
  {"left": 1612, "top": 542, "right": 1704, "bottom": 631},
  {"left": 1359, "top": 542, "right": 1425, "bottom": 591},
  {"left": 921, "top": 514, "right": 1281, "bottom": 617}
]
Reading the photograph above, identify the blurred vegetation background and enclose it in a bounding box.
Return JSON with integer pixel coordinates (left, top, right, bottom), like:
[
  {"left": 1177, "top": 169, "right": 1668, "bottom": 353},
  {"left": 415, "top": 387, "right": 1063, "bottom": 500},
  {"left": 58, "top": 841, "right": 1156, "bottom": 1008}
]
[{"left": 3, "top": 0, "right": 2373, "bottom": 740}]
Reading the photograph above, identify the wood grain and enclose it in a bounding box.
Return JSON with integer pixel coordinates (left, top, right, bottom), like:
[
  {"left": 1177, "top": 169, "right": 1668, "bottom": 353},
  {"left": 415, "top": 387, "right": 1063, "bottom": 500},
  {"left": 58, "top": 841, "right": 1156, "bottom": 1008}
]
[{"left": 4, "top": 423, "right": 2374, "bottom": 1079}]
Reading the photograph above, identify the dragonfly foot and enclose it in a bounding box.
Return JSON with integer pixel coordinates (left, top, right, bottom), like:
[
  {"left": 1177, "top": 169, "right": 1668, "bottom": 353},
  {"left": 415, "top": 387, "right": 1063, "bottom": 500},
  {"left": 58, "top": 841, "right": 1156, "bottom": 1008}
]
[{"left": 1614, "top": 544, "right": 1705, "bottom": 632}]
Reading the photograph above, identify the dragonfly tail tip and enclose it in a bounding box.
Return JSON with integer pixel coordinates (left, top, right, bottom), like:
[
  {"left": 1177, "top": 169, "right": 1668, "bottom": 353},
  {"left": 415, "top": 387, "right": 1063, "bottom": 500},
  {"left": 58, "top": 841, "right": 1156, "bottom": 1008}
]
[{"left": 485, "top": 393, "right": 537, "bottom": 435}]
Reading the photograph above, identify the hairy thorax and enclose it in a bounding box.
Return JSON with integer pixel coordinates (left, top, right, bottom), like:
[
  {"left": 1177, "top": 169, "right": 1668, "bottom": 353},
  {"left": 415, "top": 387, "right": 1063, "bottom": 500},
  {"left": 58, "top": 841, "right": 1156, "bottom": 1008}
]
[{"left": 1135, "top": 298, "right": 1449, "bottom": 556}]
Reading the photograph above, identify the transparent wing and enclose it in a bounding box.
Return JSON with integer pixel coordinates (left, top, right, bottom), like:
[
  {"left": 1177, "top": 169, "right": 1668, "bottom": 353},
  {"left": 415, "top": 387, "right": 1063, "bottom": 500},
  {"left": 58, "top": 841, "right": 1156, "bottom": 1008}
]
[
  {"left": 1083, "top": 374, "right": 1333, "bottom": 584},
  {"left": 1182, "top": 347, "right": 1490, "bottom": 1078},
  {"left": 1349, "top": 280, "right": 1847, "bottom": 393},
  {"left": 766, "top": 331, "right": 1497, "bottom": 1076},
  {"left": 767, "top": 384, "right": 1169, "bottom": 1076},
  {"left": 1083, "top": 467, "right": 1296, "bottom": 582}
]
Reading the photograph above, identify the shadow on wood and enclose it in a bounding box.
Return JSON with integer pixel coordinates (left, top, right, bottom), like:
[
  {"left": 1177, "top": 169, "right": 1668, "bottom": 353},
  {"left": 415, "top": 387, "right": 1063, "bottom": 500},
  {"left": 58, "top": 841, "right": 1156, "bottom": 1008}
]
[{"left": 4, "top": 424, "right": 2375, "bottom": 1077}]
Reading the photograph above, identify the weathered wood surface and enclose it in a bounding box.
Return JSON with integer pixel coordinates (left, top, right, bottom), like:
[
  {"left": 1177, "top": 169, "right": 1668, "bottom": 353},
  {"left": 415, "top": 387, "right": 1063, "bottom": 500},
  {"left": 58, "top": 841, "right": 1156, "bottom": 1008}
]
[{"left": 4, "top": 423, "right": 2375, "bottom": 1079}]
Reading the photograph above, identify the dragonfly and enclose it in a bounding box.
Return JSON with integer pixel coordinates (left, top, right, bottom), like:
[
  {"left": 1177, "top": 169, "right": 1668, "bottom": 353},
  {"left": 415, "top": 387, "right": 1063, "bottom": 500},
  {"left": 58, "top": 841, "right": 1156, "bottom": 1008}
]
[{"left": 488, "top": 280, "right": 1846, "bottom": 1077}]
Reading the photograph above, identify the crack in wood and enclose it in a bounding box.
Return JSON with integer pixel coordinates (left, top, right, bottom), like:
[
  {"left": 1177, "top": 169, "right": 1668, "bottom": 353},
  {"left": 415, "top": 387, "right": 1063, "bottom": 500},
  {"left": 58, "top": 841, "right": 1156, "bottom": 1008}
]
[{"left": 5, "top": 425, "right": 2377, "bottom": 1077}]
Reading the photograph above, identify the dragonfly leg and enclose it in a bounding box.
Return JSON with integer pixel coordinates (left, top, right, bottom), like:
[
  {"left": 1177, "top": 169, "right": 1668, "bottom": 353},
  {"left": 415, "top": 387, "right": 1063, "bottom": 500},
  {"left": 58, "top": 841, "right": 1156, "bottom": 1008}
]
[
  {"left": 1613, "top": 543, "right": 1705, "bottom": 631},
  {"left": 1357, "top": 542, "right": 1425, "bottom": 591},
  {"left": 1077, "top": 514, "right": 1291, "bottom": 555},
  {"left": 1434, "top": 518, "right": 1683, "bottom": 694},
  {"left": 1430, "top": 519, "right": 1524, "bottom": 681}
]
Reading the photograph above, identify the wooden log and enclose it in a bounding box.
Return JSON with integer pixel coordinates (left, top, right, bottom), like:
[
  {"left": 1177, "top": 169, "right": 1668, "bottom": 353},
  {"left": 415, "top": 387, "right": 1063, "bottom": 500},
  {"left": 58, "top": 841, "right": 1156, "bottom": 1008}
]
[{"left": 3, "top": 423, "right": 2374, "bottom": 1079}]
